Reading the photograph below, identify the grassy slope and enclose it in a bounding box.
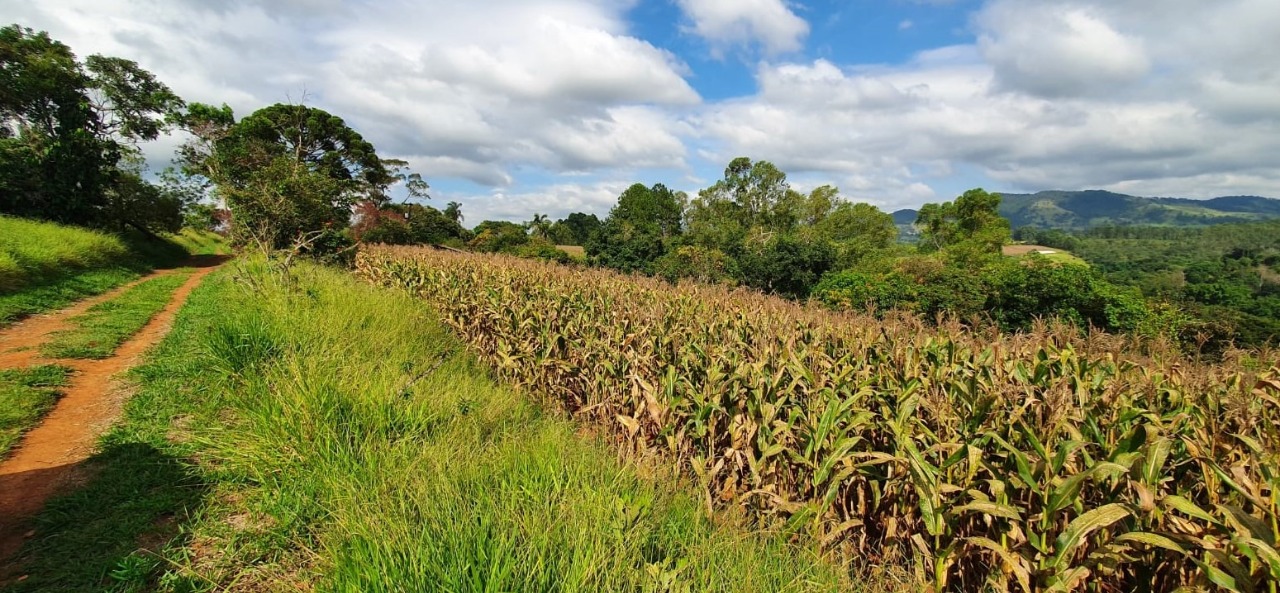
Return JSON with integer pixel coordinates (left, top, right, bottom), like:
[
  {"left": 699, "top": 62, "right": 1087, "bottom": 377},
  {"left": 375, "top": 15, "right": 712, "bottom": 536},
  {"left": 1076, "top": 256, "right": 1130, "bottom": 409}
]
[
  {"left": 0, "top": 365, "right": 70, "bottom": 458},
  {"left": 0, "top": 215, "right": 227, "bottom": 327},
  {"left": 3, "top": 261, "right": 852, "bottom": 592},
  {"left": 40, "top": 272, "right": 193, "bottom": 359}
]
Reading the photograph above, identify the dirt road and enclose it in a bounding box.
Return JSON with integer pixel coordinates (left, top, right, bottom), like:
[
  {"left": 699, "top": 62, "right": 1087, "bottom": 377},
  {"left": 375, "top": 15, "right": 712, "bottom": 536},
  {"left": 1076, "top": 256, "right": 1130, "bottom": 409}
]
[{"left": 0, "top": 257, "right": 224, "bottom": 565}]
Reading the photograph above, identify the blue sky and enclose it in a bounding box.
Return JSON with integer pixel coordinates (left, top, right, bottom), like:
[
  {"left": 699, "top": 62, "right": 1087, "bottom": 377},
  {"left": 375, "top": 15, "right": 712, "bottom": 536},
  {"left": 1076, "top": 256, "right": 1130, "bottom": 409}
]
[{"left": 12, "top": 0, "right": 1280, "bottom": 222}]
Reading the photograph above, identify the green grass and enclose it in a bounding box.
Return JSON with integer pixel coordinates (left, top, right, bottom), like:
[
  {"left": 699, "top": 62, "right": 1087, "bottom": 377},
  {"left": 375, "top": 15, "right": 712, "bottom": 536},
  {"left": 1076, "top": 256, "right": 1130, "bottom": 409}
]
[
  {"left": 1, "top": 260, "right": 856, "bottom": 592},
  {"left": 0, "top": 216, "right": 131, "bottom": 293},
  {"left": 40, "top": 272, "right": 192, "bottom": 359},
  {"left": 163, "top": 229, "right": 231, "bottom": 257},
  {"left": 0, "top": 267, "right": 146, "bottom": 328},
  {"left": 0, "top": 365, "right": 70, "bottom": 458},
  {"left": 0, "top": 215, "right": 229, "bottom": 328}
]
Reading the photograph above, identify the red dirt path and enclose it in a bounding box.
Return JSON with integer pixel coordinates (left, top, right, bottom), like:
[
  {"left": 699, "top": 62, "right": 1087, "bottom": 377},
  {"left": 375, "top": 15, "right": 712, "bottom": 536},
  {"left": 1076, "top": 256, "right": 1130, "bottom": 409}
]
[{"left": 0, "top": 258, "right": 225, "bottom": 566}]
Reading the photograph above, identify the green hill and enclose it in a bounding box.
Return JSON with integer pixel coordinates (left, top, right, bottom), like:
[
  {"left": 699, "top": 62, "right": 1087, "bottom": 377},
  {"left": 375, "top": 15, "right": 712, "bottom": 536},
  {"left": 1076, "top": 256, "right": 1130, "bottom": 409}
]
[{"left": 894, "top": 190, "right": 1280, "bottom": 231}]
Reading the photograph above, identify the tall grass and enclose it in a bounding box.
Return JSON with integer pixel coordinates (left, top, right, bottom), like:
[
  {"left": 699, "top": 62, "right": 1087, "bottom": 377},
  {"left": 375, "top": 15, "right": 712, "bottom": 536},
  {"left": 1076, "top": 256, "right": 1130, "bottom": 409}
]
[
  {"left": 6, "top": 259, "right": 855, "bottom": 592},
  {"left": 0, "top": 216, "right": 227, "bottom": 326},
  {"left": 358, "top": 245, "right": 1280, "bottom": 592},
  {"left": 0, "top": 215, "right": 130, "bottom": 293}
]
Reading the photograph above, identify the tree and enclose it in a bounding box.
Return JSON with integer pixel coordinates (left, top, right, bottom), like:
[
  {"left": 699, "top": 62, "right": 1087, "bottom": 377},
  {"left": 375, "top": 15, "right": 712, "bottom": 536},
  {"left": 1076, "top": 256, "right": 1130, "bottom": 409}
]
[
  {"left": 737, "top": 234, "right": 835, "bottom": 299},
  {"left": 0, "top": 24, "right": 184, "bottom": 231},
  {"left": 178, "top": 102, "right": 404, "bottom": 250},
  {"left": 916, "top": 188, "right": 1011, "bottom": 257},
  {"left": 469, "top": 220, "right": 529, "bottom": 253},
  {"left": 444, "top": 201, "right": 464, "bottom": 224},
  {"left": 556, "top": 212, "right": 602, "bottom": 246},
  {"left": 586, "top": 183, "right": 684, "bottom": 273},
  {"left": 527, "top": 213, "right": 551, "bottom": 240}
]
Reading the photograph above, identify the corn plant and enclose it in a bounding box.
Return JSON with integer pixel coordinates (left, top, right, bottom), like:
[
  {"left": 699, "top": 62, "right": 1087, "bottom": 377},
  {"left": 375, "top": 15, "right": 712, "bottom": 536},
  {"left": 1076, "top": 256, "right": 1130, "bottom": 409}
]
[{"left": 357, "top": 245, "right": 1280, "bottom": 592}]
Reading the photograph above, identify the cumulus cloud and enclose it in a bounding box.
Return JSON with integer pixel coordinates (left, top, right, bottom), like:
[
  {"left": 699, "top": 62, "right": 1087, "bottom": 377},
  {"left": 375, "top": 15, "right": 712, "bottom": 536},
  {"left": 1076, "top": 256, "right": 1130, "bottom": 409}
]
[
  {"left": 11, "top": 0, "right": 699, "bottom": 193},
  {"left": 694, "top": 0, "right": 1280, "bottom": 203},
  {"left": 9, "top": 0, "right": 1280, "bottom": 221},
  {"left": 978, "top": 4, "right": 1150, "bottom": 98},
  {"left": 444, "top": 180, "right": 635, "bottom": 222},
  {"left": 676, "top": 0, "right": 809, "bottom": 55}
]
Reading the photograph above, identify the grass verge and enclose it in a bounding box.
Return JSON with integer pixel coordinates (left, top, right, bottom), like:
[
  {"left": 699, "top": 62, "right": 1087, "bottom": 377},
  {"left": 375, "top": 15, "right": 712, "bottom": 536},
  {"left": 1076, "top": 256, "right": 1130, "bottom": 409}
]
[
  {"left": 39, "top": 272, "right": 192, "bottom": 360},
  {"left": 0, "top": 215, "right": 228, "bottom": 328},
  {"left": 2, "top": 260, "right": 854, "bottom": 592},
  {"left": 0, "top": 365, "right": 70, "bottom": 458}
]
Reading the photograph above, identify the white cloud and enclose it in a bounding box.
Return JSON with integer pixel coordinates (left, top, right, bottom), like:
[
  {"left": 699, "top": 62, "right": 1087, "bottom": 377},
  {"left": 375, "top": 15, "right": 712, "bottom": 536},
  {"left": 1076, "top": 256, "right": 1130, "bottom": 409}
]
[
  {"left": 693, "top": 0, "right": 1280, "bottom": 204},
  {"left": 445, "top": 180, "right": 634, "bottom": 222},
  {"left": 9, "top": 0, "right": 1280, "bottom": 220},
  {"left": 12, "top": 0, "right": 699, "bottom": 191},
  {"left": 978, "top": 4, "right": 1150, "bottom": 98},
  {"left": 676, "top": 0, "right": 809, "bottom": 55}
]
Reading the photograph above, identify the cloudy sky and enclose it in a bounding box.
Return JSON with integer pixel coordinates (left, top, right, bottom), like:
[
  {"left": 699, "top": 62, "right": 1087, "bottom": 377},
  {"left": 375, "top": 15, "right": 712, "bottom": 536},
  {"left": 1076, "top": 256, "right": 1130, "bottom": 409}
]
[{"left": 9, "top": 0, "right": 1280, "bottom": 221}]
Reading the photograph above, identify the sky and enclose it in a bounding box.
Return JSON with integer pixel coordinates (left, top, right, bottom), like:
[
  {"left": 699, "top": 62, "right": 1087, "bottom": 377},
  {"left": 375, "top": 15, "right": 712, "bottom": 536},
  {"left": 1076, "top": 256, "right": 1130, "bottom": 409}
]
[{"left": 7, "top": 0, "right": 1280, "bottom": 222}]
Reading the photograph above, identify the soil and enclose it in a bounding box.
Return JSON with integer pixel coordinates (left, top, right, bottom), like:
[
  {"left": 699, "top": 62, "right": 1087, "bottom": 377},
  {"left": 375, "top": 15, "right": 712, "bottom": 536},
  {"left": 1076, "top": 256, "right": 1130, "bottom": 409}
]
[{"left": 0, "top": 257, "right": 226, "bottom": 566}]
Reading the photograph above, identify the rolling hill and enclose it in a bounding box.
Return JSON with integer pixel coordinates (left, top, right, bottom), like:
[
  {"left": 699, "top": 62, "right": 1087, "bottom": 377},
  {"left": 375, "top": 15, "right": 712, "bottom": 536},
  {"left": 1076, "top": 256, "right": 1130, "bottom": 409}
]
[{"left": 893, "top": 190, "right": 1280, "bottom": 231}]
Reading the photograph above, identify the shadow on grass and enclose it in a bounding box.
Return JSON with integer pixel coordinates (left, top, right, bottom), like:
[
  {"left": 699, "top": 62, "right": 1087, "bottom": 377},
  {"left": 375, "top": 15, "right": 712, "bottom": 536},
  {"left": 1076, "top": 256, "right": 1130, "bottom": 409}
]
[{"left": 0, "top": 442, "right": 207, "bottom": 592}]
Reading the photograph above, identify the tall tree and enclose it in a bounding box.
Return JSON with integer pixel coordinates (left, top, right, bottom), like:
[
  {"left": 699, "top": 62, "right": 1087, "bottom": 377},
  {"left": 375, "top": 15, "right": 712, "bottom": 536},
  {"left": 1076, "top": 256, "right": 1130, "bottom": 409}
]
[
  {"left": 444, "top": 201, "right": 464, "bottom": 224},
  {"left": 527, "top": 213, "right": 551, "bottom": 239},
  {"left": 587, "top": 183, "right": 684, "bottom": 273},
  {"left": 178, "top": 102, "right": 405, "bottom": 249},
  {"left": 0, "top": 24, "right": 184, "bottom": 230},
  {"left": 915, "top": 188, "right": 1011, "bottom": 256}
]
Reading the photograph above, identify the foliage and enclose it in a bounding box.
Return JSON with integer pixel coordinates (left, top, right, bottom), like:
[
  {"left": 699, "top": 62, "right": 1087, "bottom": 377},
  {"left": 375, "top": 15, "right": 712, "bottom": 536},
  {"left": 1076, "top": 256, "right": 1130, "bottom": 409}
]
[
  {"left": 549, "top": 212, "right": 602, "bottom": 246},
  {"left": 0, "top": 365, "right": 69, "bottom": 458},
  {"left": 0, "top": 24, "right": 185, "bottom": 232},
  {"left": 469, "top": 220, "right": 530, "bottom": 253},
  {"left": 915, "top": 188, "right": 1010, "bottom": 257},
  {"left": 654, "top": 245, "right": 738, "bottom": 285},
  {"left": 362, "top": 245, "right": 1280, "bottom": 592},
  {"left": 7, "top": 259, "right": 850, "bottom": 591},
  {"left": 514, "top": 239, "right": 575, "bottom": 265},
  {"left": 738, "top": 234, "right": 835, "bottom": 299},
  {"left": 351, "top": 200, "right": 470, "bottom": 246},
  {"left": 1065, "top": 220, "right": 1280, "bottom": 349},
  {"left": 587, "top": 183, "right": 683, "bottom": 273},
  {"left": 176, "top": 102, "right": 406, "bottom": 256}
]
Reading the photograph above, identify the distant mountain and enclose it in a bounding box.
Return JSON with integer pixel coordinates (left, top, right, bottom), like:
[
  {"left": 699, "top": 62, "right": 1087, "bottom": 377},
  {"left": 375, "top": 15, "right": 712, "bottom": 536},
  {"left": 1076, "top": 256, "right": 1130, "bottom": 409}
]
[{"left": 892, "top": 190, "right": 1280, "bottom": 231}]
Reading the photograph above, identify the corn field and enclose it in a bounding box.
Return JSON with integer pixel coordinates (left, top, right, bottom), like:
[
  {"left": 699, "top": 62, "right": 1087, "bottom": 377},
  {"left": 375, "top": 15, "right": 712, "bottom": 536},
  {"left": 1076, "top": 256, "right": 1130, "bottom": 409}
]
[{"left": 357, "top": 245, "right": 1280, "bottom": 592}]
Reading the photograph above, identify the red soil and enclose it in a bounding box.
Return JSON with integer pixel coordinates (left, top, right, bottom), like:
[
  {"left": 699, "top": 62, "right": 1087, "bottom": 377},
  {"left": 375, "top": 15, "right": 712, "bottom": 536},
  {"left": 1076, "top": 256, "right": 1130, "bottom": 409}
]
[{"left": 0, "top": 258, "right": 225, "bottom": 567}]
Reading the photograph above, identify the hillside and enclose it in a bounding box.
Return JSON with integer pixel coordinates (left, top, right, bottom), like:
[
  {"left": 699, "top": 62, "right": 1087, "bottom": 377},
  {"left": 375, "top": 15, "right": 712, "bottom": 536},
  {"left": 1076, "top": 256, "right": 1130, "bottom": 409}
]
[{"left": 893, "top": 190, "right": 1280, "bottom": 231}]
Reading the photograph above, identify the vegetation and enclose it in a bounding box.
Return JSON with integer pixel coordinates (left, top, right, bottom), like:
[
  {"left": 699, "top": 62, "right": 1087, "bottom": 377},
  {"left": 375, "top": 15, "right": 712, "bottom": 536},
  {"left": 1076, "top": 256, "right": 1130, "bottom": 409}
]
[
  {"left": 0, "top": 365, "right": 69, "bottom": 458},
  {"left": 586, "top": 160, "right": 899, "bottom": 298},
  {"left": 0, "top": 25, "right": 187, "bottom": 233},
  {"left": 898, "top": 190, "right": 1280, "bottom": 230},
  {"left": 3, "top": 260, "right": 852, "bottom": 592},
  {"left": 0, "top": 215, "right": 131, "bottom": 293},
  {"left": 1019, "top": 221, "right": 1280, "bottom": 349},
  {"left": 174, "top": 102, "right": 426, "bottom": 262},
  {"left": 360, "top": 245, "right": 1280, "bottom": 592},
  {"left": 0, "top": 216, "right": 216, "bottom": 327},
  {"left": 40, "top": 271, "right": 192, "bottom": 359}
]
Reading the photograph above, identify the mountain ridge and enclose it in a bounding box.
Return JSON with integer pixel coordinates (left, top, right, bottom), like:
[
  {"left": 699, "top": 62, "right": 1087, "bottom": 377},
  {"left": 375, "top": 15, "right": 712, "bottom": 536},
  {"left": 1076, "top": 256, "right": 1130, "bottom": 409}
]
[{"left": 892, "top": 190, "right": 1280, "bottom": 230}]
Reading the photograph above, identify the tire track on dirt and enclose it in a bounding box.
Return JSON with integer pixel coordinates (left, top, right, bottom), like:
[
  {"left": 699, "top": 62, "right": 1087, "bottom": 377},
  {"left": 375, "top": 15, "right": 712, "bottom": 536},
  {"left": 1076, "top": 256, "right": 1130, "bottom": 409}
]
[{"left": 0, "top": 258, "right": 226, "bottom": 566}]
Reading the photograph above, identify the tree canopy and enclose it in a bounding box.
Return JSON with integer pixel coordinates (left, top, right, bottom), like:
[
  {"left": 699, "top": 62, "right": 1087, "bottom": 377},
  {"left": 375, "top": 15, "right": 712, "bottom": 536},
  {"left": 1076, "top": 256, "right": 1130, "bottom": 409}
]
[
  {"left": 0, "top": 24, "right": 186, "bottom": 232},
  {"left": 177, "top": 102, "right": 405, "bottom": 250}
]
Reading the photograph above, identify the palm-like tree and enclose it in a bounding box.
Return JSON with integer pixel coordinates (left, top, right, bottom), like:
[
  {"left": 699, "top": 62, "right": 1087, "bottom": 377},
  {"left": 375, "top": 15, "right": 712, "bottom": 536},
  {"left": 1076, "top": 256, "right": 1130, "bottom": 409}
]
[
  {"left": 527, "top": 213, "right": 551, "bottom": 240},
  {"left": 444, "top": 201, "right": 464, "bottom": 224}
]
